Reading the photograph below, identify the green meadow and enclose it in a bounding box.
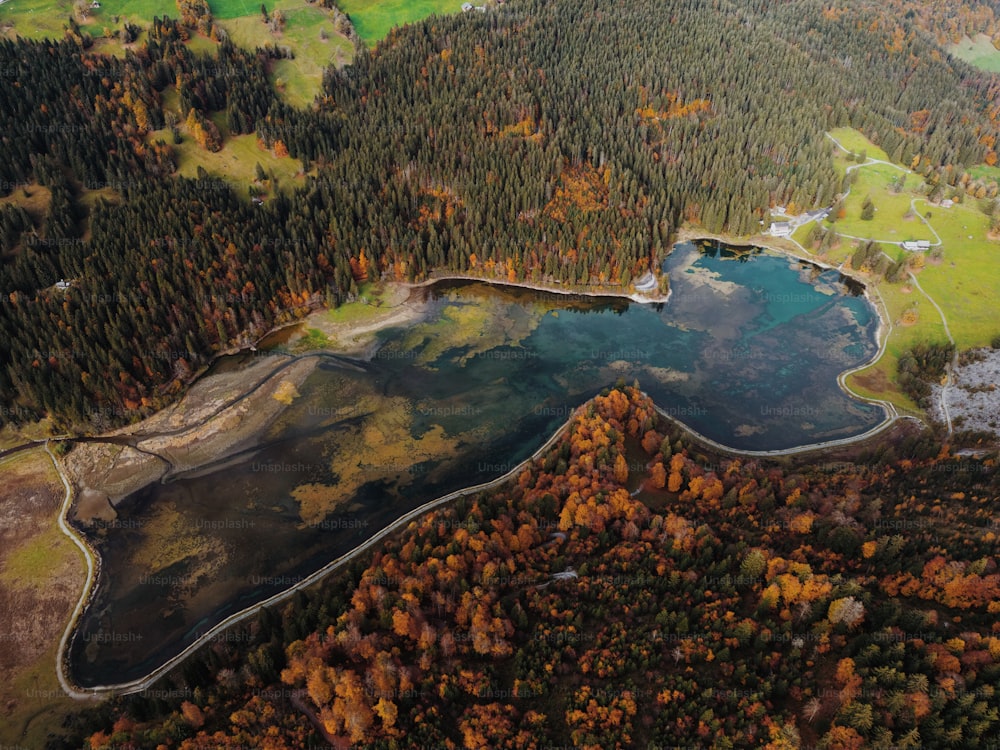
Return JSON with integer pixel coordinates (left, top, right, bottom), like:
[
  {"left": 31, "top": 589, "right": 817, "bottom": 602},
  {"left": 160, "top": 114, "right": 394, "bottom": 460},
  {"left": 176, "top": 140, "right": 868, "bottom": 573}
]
[
  {"left": 0, "top": 0, "right": 82, "bottom": 40},
  {"left": 1, "top": 0, "right": 353, "bottom": 105},
  {"left": 969, "top": 163, "right": 1000, "bottom": 183},
  {"left": 824, "top": 163, "right": 938, "bottom": 243},
  {"left": 336, "top": 0, "right": 466, "bottom": 45},
  {"left": 907, "top": 198, "right": 1000, "bottom": 349},
  {"left": 948, "top": 33, "right": 1000, "bottom": 73},
  {"left": 827, "top": 126, "right": 889, "bottom": 161},
  {"left": 2, "top": 0, "right": 479, "bottom": 98},
  {"left": 221, "top": 0, "right": 354, "bottom": 106},
  {"left": 795, "top": 129, "right": 1000, "bottom": 413}
]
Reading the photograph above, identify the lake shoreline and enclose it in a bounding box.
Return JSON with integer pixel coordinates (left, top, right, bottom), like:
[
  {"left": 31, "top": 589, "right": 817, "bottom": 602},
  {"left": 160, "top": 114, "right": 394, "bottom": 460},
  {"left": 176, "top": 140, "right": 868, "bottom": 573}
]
[
  {"left": 403, "top": 271, "right": 672, "bottom": 305},
  {"left": 50, "top": 233, "right": 910, "bottom": 699},
  {"left": 56, "top": 404, "right": 587, "bottom": 698},
  {"left": 43, "top": 270, "right": 674, "bottom": 532},
  {"left": 674, "top": 227, "right": 902, "bottom": 429}
]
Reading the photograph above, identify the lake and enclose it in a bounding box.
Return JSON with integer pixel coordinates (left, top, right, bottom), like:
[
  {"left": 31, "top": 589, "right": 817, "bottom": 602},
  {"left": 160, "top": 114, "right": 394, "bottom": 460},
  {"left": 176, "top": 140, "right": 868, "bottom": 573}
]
[{"left": 69, "top": 240, "right": 885, "bottom": 686}]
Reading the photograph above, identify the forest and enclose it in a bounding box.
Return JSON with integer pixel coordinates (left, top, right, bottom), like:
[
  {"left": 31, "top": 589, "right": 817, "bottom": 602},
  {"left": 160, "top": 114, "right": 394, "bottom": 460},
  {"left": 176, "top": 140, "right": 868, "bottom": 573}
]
[
  {"left": 2, "top": 0, "right": 1000, "bottom": 429},
  {"left": 56, "top": 385, "right": 1000, "bottom": 748},
  {"left": 874, "top": 0, "right": 1000, "bottom": 49}
]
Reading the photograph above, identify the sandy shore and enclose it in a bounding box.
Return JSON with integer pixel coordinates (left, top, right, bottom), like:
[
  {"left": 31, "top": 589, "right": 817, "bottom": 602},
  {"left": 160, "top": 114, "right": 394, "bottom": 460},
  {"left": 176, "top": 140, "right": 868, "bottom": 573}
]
[
  {"left": 64, "top": 356, "right": 319, "bottom": 518},
  {"left": 300, "top": 283, "right": 431, "bottom": 356}
]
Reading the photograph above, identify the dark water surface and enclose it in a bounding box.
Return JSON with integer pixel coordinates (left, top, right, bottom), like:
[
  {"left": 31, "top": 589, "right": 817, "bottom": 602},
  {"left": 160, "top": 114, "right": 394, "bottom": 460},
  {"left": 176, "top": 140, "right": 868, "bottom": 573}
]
[{"left": 70, "top": 241, "right": 884, "bottom": 685}]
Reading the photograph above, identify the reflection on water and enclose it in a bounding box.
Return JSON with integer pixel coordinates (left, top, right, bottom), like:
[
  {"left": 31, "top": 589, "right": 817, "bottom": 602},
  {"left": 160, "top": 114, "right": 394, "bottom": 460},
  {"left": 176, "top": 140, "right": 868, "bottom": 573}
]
[{"left": 70, "top": 241, "right": 884, "bottom": 685}]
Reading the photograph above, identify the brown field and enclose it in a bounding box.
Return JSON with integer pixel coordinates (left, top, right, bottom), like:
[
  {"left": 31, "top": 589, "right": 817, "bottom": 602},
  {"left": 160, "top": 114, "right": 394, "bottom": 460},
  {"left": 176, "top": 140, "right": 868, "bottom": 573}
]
[{"left": 0, "top": 449, "right": 88, "bottom": 746}]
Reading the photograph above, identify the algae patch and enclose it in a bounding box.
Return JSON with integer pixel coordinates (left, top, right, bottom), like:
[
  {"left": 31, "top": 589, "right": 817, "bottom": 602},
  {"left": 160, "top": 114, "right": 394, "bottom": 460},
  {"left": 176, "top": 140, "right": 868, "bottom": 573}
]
[
  {"left": 402, "top": 292, "right": 542, "bottom": 366},
  {"left": 272, "top": 380, "right": 302, "bottom": 405}
]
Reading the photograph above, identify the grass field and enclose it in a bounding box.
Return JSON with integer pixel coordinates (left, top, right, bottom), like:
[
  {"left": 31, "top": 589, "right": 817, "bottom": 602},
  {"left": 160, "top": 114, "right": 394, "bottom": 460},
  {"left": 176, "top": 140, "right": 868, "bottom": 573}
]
[
  {"left": 321, "top": 282, "right": 396, "bottom": 323},
  {"left": 948, "top": 33, "right": 1000, "bottom": 73},
  {"left": 152, "top": 121, "right": 308, "bottom": 197},
  {"left": 823, "top": 163, "right": 937, "bottom": 243},
  {"left": 2, "top": 0, "right": 477, "bottom": 101},
  {"left": 0, "top": 0, "right": 78, "bottom": 40},
  {"left": 796, "top": 128, "right": 1000, "bottom": 411},
  {"left": 221, "top": 0, "right": 353, "bottom": 106},
  {"left": 2, "top": 0, "right": 353, "bottom": 105},
  {"left": 969, "top": 163, "right": 1000, "bottom": 183},
  {"left": 0, "top": 183, "right": 51, "bottom": 223},
  {"left": 908, "top": 197, "right": 1000, "bottom": 349},
  {"left": 212, "top": 0, "right": 265, "bottom": 19},
  {"left": 337, "top": 0, "right": 466, "bottom": 45},
  {"left": 828, "top": 126, "right": 889, "bottom": 162}
]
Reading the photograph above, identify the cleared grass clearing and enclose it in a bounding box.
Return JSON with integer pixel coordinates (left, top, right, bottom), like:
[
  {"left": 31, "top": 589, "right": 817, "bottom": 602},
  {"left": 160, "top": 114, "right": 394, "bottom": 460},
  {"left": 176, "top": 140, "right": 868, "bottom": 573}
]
[
  {"left": 828, "top": 126, "right": 889, "bottom": 161},
  {"left": 0, "top": 182, "right": 51, "bottom": 222},
  {"left": 220, "top": 0, "right": 353, "bottom": 106},
  {"left": 336, "top": 0, "right": 466, "bottom": 45},
  {"left": 1, "top": 512, "right": 74, "bottom": 587},
  {"left": 0, "top": 0, "right": 77, "bottom": 40},
  {"left": 968, "top": 163, "right": 1000, "bottom": 183},
  {"left": 156, "top": 127, "right": 307, "bottom": 197},
  {"left": 948, "top": 33, "right": 1000, "bottom": 73},
  {"left": 212, "top": 0, "right": 264, "bottom": 19},
  {"left": 144, "top": 95, "right": 308, "bottom": 195},
  {"left": 909, "top": 198, "right": 1000, "bottom": 348},
  {"left": 824, "top": 164, "right": 936, "bottom": 243},
  {"left": 3, "top": 0, "right": 352, "bottom": 104},
  {"left": 321, "top": 282, "right": 396, "bottom": 323},
  {"left": 845, "top": 279, "right": 947, "bottom": 413},
  {"left": 813, "top": 128, "right": 1000, "bottom": 412}
]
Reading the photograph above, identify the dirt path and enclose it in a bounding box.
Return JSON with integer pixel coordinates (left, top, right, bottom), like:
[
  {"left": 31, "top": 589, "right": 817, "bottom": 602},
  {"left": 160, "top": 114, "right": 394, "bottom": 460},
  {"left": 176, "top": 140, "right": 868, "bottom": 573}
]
[
  {"left": 47, "top": 442, "right": 103, "bottom": 702},
  {"left": 905, "top": 269, "right": 957, "bottom": 436}
]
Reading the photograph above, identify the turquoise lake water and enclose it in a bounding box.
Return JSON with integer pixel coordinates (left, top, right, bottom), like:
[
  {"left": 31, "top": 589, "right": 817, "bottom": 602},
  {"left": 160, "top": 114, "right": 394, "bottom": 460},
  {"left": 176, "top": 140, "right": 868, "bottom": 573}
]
[{"left": 70, "top": 241, "right": 885, "bottom": 685}]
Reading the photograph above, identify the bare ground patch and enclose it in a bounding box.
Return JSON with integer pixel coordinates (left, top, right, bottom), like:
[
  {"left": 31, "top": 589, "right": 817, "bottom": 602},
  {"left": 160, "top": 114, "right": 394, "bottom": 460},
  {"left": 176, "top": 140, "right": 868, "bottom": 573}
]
[
  {"left": 64, "top": 357, "right": 318, "bottom": 512},
  {"left": 0, "top": 450, "right": 86, "bottom": 745},
  {"left": 303, "top": 283, "right": 430, "bottom": 355},
  {"left": 931, "top": 348, "right": 1000, "bottom": 443},
  {"left": 849, "top": 367, "right": 894, "bottom": 398}
]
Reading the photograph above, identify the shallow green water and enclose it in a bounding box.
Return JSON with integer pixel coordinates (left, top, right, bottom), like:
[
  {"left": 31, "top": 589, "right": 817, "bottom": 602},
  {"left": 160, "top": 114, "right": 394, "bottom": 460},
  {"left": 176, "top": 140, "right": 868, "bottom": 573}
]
[{"left": 70, "top": 241, "right": 884, "bottom": 685}]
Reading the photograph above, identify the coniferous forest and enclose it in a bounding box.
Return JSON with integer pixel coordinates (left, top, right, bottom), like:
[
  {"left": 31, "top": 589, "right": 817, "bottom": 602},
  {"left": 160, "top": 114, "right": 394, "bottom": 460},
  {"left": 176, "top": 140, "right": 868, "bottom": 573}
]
[{"left": 2, "top": 0, "right": 1000, "bottom": 429}]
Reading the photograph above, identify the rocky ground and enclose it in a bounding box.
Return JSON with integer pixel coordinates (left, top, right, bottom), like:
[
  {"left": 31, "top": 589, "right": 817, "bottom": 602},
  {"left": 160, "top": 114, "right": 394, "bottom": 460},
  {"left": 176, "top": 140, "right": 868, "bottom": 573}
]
[{"left": 932, "top": 347, "right": 1000, "bottom": 442}]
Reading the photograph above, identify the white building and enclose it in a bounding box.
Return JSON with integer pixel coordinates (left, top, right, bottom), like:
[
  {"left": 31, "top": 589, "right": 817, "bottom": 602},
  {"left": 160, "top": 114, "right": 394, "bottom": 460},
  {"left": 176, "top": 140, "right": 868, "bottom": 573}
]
[
  {"left": 769, "top": 221, "right": 792, "bottom": 237},
  {"left": 901, "top": 240, "right": 931, "bottom": 251}
]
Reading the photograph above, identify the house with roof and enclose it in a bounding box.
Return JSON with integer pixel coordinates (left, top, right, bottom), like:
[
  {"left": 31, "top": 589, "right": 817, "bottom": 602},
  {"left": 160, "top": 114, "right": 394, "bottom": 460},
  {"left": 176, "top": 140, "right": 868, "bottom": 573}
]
[{"left": 768, "top": 221, "right": 792, "bottom": 237}]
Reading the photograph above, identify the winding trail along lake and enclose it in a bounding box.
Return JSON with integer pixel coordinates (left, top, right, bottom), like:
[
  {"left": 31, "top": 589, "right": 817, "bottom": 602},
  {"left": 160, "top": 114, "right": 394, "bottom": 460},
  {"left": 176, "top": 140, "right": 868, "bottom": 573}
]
[{"left": 70, "top": 241, "right": 884, "bottom": 686}]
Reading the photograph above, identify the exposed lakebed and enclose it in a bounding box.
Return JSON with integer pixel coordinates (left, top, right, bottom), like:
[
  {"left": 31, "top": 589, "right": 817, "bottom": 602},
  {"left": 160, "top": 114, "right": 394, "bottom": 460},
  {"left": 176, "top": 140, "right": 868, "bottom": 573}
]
[{"left": 69, "top": 241, "right": 885, "bottom": 685}]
